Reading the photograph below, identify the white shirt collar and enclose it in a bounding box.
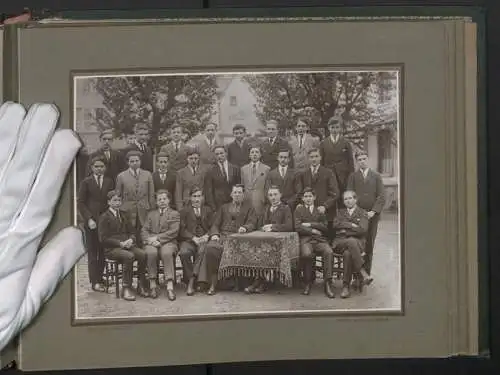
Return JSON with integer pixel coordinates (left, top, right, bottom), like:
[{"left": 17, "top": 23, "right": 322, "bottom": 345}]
[
  {"left": 311, "top": 165, "right": 319, "bottom": 173},
  {"left": 361, "top": 168, "right": 369, "bottom": 177},
  {"left": 347, "top": 207, "right": 356, "bottom": 215},
  {"left": 330, "top": 134, "right": 339, "bottom": 143},
  {"left": 109, "top": 207, "right": 118, "bottom": 216}
]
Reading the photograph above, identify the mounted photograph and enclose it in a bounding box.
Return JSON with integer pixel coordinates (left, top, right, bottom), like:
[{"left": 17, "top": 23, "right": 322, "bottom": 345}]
[{"left": 72, "top": 68, "right": 401, "bottom": 323}]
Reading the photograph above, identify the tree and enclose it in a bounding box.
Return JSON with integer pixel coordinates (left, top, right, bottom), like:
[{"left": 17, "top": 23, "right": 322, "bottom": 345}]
[
  {"left": 242, "top": 71, "right": 398, "bottom": 150},
  {"left": 92, "top": 75, "right": 218, "bottom": 148}
]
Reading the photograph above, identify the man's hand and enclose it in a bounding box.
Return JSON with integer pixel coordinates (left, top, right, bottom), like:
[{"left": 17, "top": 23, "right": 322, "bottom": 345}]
[
  {"left": 261, "top": 224, "right": 273, "bottom": 232},
  {"left": 351, "top": 223, "right": 359, "bottom": 228},
  {"left": 87, "top": 219, "right": 97, "bottom": 230},
  {"left": 211, "top": 235, "right": 220, "bottom": 242},
  {"left": 317, "top": 206, "right": 326, "bottom": 214},
  {"left": 0, "top": 102, "right": 85, "bottom": 352},
  {"left": 311, "top": 229, "right": 322, "bottom": 235},
  {"left": 367, "top": 211, "right": 376, "bottom": 219},
  {"left": 238, "top": 227, "right": 247, "bottom": 233},
  {"left": 301, "top": 223, "right": 311, "bottom": 227}
]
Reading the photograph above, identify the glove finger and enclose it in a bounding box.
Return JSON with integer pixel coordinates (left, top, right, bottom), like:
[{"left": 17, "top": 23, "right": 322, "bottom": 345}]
[
  {"left": 10, "top": 129, "right": 81, "bottom": 236},
  {"left": 0, "top": 102, "right": 26, "bottom": 181},
  {"left": 0, "top": 227, "right": 85, "bottom": 344},
  {"left": 0, "top": 104, "right": 59, "bottom": 232}
]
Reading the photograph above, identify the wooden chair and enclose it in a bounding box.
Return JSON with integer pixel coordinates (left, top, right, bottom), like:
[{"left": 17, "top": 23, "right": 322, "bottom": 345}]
[{"left": 103, "top": 258, "right": 122, "bottom": 298}]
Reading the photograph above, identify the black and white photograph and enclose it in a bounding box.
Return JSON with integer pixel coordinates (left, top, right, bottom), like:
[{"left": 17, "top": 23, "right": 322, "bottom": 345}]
[{"left": 72, "top": 69, "right": 401, "bottom": 322}]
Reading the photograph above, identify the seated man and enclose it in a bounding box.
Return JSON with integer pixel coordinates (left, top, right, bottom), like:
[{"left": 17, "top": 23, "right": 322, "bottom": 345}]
[
  {"left": 204, "top": 184, "right": 257, "bottom": 295},
  {"left": 294, "top": 188, "right": 335, "bottom": 298},
  {"left": 332, "top": 190, "right": 373, "bottom": 298},
  {"left": 141, "top": 190, "right": 180, "bottom": 301},
  {"left": 98, "top": 190, "right": 148, "bottom": 301},
  {"left": 245, "top": 185, "right": 293, "bottom": 294},
  {"left": 179, "top": 186, "right": 214, "bottom": 296}
]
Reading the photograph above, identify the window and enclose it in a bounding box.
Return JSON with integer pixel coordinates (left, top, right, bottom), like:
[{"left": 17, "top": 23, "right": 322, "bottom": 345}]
[
  {"left": 83, "top": 109, "right": 94, "bottom": 122},
  {"left": 230, "top": 96, "right": 237, "bottom": 106},
  {"left": 95, "top": 108, "right": 106, "bottom": 121},
  {"left": 377, "top": 129, "right": 394, "bottom": 176}
]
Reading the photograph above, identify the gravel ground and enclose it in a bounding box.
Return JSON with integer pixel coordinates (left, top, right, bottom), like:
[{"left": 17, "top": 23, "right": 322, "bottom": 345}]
[{"left": 74, "top": 212, "right": 400, "bottom": 320}]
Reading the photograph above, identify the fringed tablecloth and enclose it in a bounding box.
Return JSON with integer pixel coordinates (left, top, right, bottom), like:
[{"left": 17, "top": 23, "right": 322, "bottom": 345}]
[{"left": 218, "top": 231, "right": 300, "bottom": 287}]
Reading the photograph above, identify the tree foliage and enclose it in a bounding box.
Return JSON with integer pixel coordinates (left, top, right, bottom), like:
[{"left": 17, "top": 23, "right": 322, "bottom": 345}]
[
  {"left": 242, "top": 71, "right": 398, "bottom": 149},
  {"left": 92, "top": 75, "right": 218, "bottom": 147}
]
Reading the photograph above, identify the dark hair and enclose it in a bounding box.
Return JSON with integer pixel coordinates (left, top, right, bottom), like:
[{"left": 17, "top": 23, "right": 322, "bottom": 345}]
[
  {"left": 107, "top": 190, "right": 121, "bottom": 200},
  {"left": 327, "top": 116, "right": 342, "bottom": 127},
  {"left": 213, "top": 144, "right": 226, "bottom": 153},
  {"left": 189, "top": 186, "right": 203, "bottom": 196},
  {"left": 90, "top": 156, "right": 106, "bottom": 166},
  {"left": 126, "top": 150, "right": 142, "bottom": 161},
  {"left": 205, "top": 122, "right": 217, "bottom": 129},
  {"left": 187, "top": 146, "right": 200, "bottom": 157},
  {"left": 249, "top": 145, "right": 262, "bottom": 153},
  {"left": 232, "top": 184, "right": 245, "bottom": 193},
  {"left": 232, "top": 124, "right": 246, "bottom": 132},
  {"left": 277, "top": 148, "right": 290, "bottom": 156},
  {"left": 171, "top": 123, "right": 183, "bottom": 131},
  {"left": 266, "top": 119, "right": 278, "bottom": 127},
  {"left": 302, "top": 187, "right": 316, "bottom": 196},
  {"left": 296, "top": 118, "right": 309, "bottom": 127},
  {"left": 134, "top": 123, "right": 149, "bottom": 133},
  {"left": 343, "top": 190, "right": 357, "bottom": 199},
  {"left": 100, "top": 129, "right": 114, "bottom": 139},
  {"left": 267, "top": 185, "right": 281, "bottom": 193},
  {"left": 307, "top": 148, "right": 320, "bottom": 155},
  {"left": 355, "top": 150, "right": 368, "bottom": 159},
  {"left": 156, "top": 189, "right": 171, "bottom": 200}
]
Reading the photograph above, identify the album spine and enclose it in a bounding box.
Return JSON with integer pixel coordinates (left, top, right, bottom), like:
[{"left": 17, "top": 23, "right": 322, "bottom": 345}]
[{"left": 2, "top": 23, "right": 20, "bottom": 102}]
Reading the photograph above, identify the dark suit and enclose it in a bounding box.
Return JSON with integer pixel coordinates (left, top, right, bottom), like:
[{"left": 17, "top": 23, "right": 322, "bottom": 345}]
[
  {"left": 152, "top": 170, "right": 176, "bottom": 204},
  {"left": 98, "top": 209, "right": 146, "bottom": 288},
  {"left": 332, "top": 207, "right": 369, "bottom": 285},
  {"left": 347, "top": 169, "right": 385, "bottom": 274},
  {"left": 264, "top": 167, "right": 300, "bottom": 210},
  {"left": 123, "top": 142, "right": 154, "bottom": 172},
  {"left": 179, "top": 205, "right": 214, "bottom": 283},
  {"left": 298, "top": 166, "right": 340, "bottom": 221},
  {"left": 294, "top": 204, "right": 334, "bottom": 283},
  {"left": 204, "top": 202, "right": 257, "bottom": 278},
  {"left": 257, "top": 203, "right": 294, "bottom": 232},
  {"left": 260, "top": 137, "right": 294, "bottom": 170},
  {"left": 77, "top": 175, "right": 114, "bottom": 286},
  {"left": 227, "top": 139, "right": 251, "bottom": 168},
  {"left": 141, "top": 208, "right": 180, "bottom": 282},
  {"left": 206, "top": 161, "right": 241, "bottom": 211},
  {"left": 320, "top": 136, "right": 354, "bottom": 195},
  {"left": 86, "top": 148, "right": 123, "bottom": 183}
]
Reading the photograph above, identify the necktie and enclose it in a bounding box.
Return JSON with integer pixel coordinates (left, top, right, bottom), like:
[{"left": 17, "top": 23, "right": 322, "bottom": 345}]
[
  {"left": 98, "top": 176, "right": 102, "bottom": 189},
  {"left": 310, "top": 206, "right": 314, "bottom": 214},
  {"left": 175, "top": 142, "right": 179, "bottom": 152},
  {"left": 220, "top": 163, "right": 228, "bottom": 181},
  {"left": 104, "top": 151, "right": 110, "bottom": 160},
  {"left": 195, "top": 208, "right": 200, "bottom": 217},
  {"left": 251, "top": 163, "right": 257, "bottom": 179},
  {"left": 160, "top": 173, "right": 166, "bottom": 182},
  {"left": 269, "top": 138, "right": 273, "bottom": 145},
  {"left": 299, "top": 136, "right": 303, "bottom": 149},
  {"left": 116, "top": 211, "right": 122, "bottom": 222},
  {"left": 280, "top": 167, "right": 285, "bottom": 178},
  {"left": 192, "top": 167, "right": 196, "bottom": 176}
]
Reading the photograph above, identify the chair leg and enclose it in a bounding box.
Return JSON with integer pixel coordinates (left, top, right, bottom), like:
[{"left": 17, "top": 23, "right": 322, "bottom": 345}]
[{"left": 115, "top": 263, "right": 120, "bottom": 299}]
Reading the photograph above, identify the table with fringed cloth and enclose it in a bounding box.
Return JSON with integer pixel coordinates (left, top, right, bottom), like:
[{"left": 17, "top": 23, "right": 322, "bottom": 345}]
[{"left": 218, "top": 231, "right": 300, "bottom": 287}]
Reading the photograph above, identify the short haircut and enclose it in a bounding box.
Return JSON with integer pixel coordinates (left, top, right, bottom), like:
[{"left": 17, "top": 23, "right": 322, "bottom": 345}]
[
  {"left": 156, "top": 151, "right": 169, "bottom": 160},
  {"left": 343, "top": 190, "right": 357, "bottom": 199},
  {"left": 249, "top": 145, "right": 262, "bottom": 153},
  {"left": 107, "top": 190, "right": 121, "bottom": 200},
  {"left": 213, "top": 144, "right": 226, "bottom": 153},
  {"left": 232, "top": 184, "right": 245, "bottom": 193},
  {"left": 187, "top": 147, "right": 200, "bottom": 157},
  {"left": 267, "top": 185, "right": 281, "bottom": 193},
  {"left": 302, "top": 187, "right": 316, "bottom": 196},
  {"left": 278, "top": 148, "right": 290, "bottom": 156},
  {"left": 308, "top": 148, "right": 320, "bottom": 155},
  {"left": 266, "top": 119, "right": 278, "bottom": 127},
  {"left": 126, "top": 150, "right": 142, "bottom": 161},
  {"left": 355, "top": 150, "right": 368, "bottom": 159},
  {"left": 90, "top": 155, "right": 106, "bottom": 166},
  {"left": 232, "top": 124, "right": 246, "bottom": 132},
  {"left": 156, "top": 189, "right": 171, "bottom": 200},
  {"left": 190, "top": 186, "right": 203, "bottom": 196},
  {"left": 134, "top": 123, "right": 149, "bottom": 133},
  {"left": 327, "top": 116, "right": 342, "bottom": 127},
  {"left": 296, "top": 118, "right": 309, "bottom": 127},
  {"left": 205, "top": 122, "right": 217, "bottom": 129},
  {"left": 100, "top": 129, "right": 114, "bottom": 139},
  {"left": 171, "top": 123, "right": 183, "bottom": 131}
]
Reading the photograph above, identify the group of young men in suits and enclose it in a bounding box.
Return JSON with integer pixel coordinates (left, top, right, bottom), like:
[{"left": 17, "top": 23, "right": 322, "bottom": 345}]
[{"left": 77, "top": 115, "right": 385, "bottom": 302}]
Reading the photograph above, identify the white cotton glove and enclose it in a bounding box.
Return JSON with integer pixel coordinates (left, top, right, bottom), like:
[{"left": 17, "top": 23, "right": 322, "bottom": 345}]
[{"left": 0, "top": 102, "right": 86, "bottom": 351}]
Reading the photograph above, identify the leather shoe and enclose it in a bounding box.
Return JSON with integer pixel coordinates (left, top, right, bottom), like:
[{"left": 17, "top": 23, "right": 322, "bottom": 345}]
[
  {"left": 302, "top": 283, "right": 312, "bottom": 295},
  {"left": 122, "top": 287, "right": 136, "bottom": 301},
  {"left": 207, "top": 286, "right": 216, "bottom": 296},
  {"left": 324, "top": 280, "right": 335, "bottom": 298},
  {"left": 92, "top": 283, "right": 105, "bottom": 292},
  {"left": 340, "top": 286, "right": 351, "bottom": 298},
  {"left": 166, "top": 289, "right": 176, "bottom": 301},
  {"left": 186, "top": 278, "right": 195, "bottom": 296}
]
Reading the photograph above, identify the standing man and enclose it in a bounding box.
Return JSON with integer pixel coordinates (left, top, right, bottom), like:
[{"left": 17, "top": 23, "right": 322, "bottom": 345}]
[
  {"left": 347, "top": 151, "right": 386, "bottom": 275},
  {"left": 152, "top": 152, "right": 176, "bottom": 203},
  {"left": 123, "top": 123, "right": 154, "bottom": 173},
  {"left": 115, "top": 150, "right": 156, "bottom": 244},
  {"left": 175, "top": 149, "right": 210, "bottom": 211},
  {"left": 78, "top": 156, "right": 114, "bottom": 292},
  {"left": 227, "top": 124, "right": 251, "bottom": 168},
  {"left": 298, "top": 148, "right": 340, "bottom": 232},
  {"left": 289, "top": 118, "right": 320, "bottom": 172},
  {"left": 264, "top": 149, "right": 300, "bottom": 210},
  {"left": 141, "top": 190, "right": 180, "bottom": 301},
  {"left": 240, "top": 146, "right": 270, "bottom": 216},
  {"left": 206, "top": 145, "right": 241, "bottom": 212},
  {"left": 294, "top": 188, "right": 335, "bottom": 298},
  {"left": 86, "top": 129, "right": 123, "bottom": 183},
  {"left": 189, "top": 122, "right": 222, "bottom": 166},
  {"left": 320, "top": 115, "right": 355, "bottom": 205},
  {"left": 160, "top": 124, "right": 189, "bottom": 173},
  {"left": 260, "top": 119, "right": 293, "bottom": 170},
  {"left": 178, "top": 187, "right": 214, "bottom": 296},
  {"left": 332, "top": 190, "right": 373, "bottom": 298}
]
